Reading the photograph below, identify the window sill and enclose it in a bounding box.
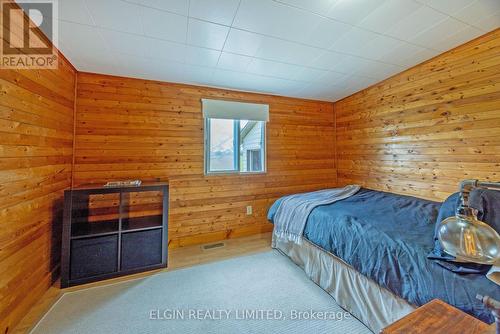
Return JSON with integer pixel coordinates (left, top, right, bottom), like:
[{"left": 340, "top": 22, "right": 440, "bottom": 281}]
[{"left": 205, "top": 171, "right": 267, "bottom": 176}]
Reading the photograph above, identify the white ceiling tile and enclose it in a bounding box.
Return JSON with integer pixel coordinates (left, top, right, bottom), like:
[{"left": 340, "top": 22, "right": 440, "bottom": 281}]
[
  {"left": 223, "top": 29, "right": 264, "bottom": 56},
  {"left": 99, "top": 29, "right": 146, "bottom": 57},
  {"left": 212, "top": 69, "right": 261, "bottom": 91},
  {"left": 187, "top": 19, "right": 229, "bottom": 50},
  {"left": 111, "top": 53, "right": 154, "bottom": 77},
  {"left": 321, "top": 92, "right": 346, "bottom": 101},
  {"left": 71, "top": 54, "right": 124, "bottom": 75},
  {"left": 142, "top": 6, "right": 187, "bottom": 42},
  {"left": 265, "top": 78, "right": 307, "bottom": 95},
  {"left": 327, "top": 0, "right": 388, "bottom": 25},
  {"left": 356, "top": 34, "right": 401, "bottom": 60},
  {"left": 421, "top": 0, "right": 474, "bottom": 15},
  {"left": 306, "top": 19, "right": 352, "bottom": 49},
  {"left": 142, "top": 38, "right": 185, "bottom": 62},
  {"left": 85, "top": 0, "right": 143, "bottom": 34},
  {"left": 183, "top": 64, "right": 215, "bottom": 85},
  {"left": 58, "top": 0, "right": 94, "bottom": 25},
  {"left": 454, "top": 0, "right": 500, "bottom": 27},
  {"left": 298, "top": 82, "right": 344, "bottom": 101},
  {"left": 309, "top": 50, "right": 346, "bottom": 70},
  {"left": 381, "top": 43, "right": 433, "bottom": 67},
  {"left": 212, "top": 68, "right": 305, "bottom": 96},
  {"left": 274, "top": 0, "right": 340, "bottom": 15},
  {"left": 217, "top": 52, "right": 253, "bottom": 71},
  {"left": 117, "top": 54, "right": 187, "bottom": 82},
  {"left": 432, "top": 25, "right": 484, "bottom": 52},
  {"left": 403, "top": 48, "right": 440, "bottom": 67},
  {"left": 474, "top": 12, "right": 500, "bottom": 32},
  {"left": 292, "top": 67, "right": 329, "bottom": 82},
  {"left": 358, "top": 61, "right": 403, "bottom": 79},
  {"left": 385, "top": 6, "right": 447, "bottom": 40},
  {"left": 247, "top": 59, "right": 302, "bottom": 80},
  {"left": 55, "top": 0, "right": 490, "bottom": 102},
  {"left": 358, "top": 0, "right": 422, "bottom": 34},
  {"left": 233, "top": 0, "right": 317, "bottom": 45},
  {"left": 257, "top": 77, "right": 305, "bottom": 95},
  {"left": 255, "top": 37, "right": 324, "bottom": 66},
  {"left": 149, "top": 62, "right": 187, "bottom": 82},
  {"left": 329, "top": 27, "right": 379, "bottom": 56},
  {"left": 185, "top": 46, "right": 221, "bottom": 67},
  {"left": 315, "top": 70, "right": 348, "bottom": 85},
  {"left": 328, "top": 55, "right": 378, "bottom": 76},
  {"left": 189, "top": 0, "right": 240, "bottom": 25},
  {"left": 379, "top": 64, "right": 405, "bottom": 79},
  {"left": 59, "top": 21, "right": 109, "bottom": 60},
  {"left": 342, "top": 75, "right": 379, "bottom": 92},
  {"left": 126, "top": 0, "right": 189, "bottom": 16},
  {"left": 410, "top": 17, "right": 469, "bottom": 49},
  {"left": 59, "top": 49, "right": 85, "bottom": 69}
]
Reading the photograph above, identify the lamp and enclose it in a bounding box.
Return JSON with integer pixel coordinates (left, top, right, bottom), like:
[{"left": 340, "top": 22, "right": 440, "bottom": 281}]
[
  {"left": 437, "top": 179, "right": 500, "bottom": 264},
  {"left": 437, "top": 180, "right": 500, "bottom": 334}
]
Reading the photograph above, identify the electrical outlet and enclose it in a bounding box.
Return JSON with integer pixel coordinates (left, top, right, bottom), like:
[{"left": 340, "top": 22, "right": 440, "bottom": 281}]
[{"left": 246, "top": 205, "right": 253, "bottom": 215}]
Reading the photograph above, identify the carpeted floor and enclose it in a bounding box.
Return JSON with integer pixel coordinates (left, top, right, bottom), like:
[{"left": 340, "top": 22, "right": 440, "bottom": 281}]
[{"left": 32, "top": 251, "right": 371, "bottom": 334}]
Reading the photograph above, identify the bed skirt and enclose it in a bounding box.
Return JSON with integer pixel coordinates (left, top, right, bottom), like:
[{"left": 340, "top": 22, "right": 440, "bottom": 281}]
[{"left": 272, "top": 235, "right": 416, "bottom": 333}]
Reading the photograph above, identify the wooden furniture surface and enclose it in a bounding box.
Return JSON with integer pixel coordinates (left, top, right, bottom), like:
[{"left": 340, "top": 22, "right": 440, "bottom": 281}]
[
  {"left": 73, "top": 72, "right": 337, "bottom": 248},
  {"left": 61, "top": 183, "right": 169, "bottom": 287},
  {"left": 381, "top": 299, "right": 491, "bottom": 334},
  {"left": 0, "top": 2, "right": 77, "bottom": 333},
  {"left": 335, "top": 28, "right": 500, "bottom": 201}
]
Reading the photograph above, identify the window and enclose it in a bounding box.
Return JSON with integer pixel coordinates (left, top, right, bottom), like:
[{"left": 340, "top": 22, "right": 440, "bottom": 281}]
[
  {"left": 202, "top": 99, "right": 268, "bottom": 174},
  {"left": 207, "top": 118, "right": 238, "bottom": 172},
  {"left": 247, "top": 149, "right": 262, "bottom": 172},
  {"left": 205, "top": 118, "right": 266, "bottom": 174}
]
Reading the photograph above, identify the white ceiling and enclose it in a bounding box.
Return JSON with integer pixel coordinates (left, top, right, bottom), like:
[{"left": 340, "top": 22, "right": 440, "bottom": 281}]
[{"left": 37, "top": 0, "right": 500, "bottom": 101}]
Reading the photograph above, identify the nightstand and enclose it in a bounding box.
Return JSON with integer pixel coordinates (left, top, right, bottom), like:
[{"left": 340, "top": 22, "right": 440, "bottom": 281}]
[{"left": 381, "top": 299, "right": 495, "bottom": 334}]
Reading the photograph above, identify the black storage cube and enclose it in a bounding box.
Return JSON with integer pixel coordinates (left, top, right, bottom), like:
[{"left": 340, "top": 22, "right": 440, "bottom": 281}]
[
  {"left": 61, "top": 184, "right": 168, "bottom": 287},
  {"left": 70, "top": 235, "right": 118, "bottom": 280},
  {"left": 121, "top": 229, "right": 162, "bottom": 270}
]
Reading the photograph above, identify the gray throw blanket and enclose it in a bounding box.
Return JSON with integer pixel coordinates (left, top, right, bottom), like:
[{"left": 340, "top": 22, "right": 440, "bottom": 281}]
[{"left": 273, "top": 185, "right": 361, "bottom": 244}]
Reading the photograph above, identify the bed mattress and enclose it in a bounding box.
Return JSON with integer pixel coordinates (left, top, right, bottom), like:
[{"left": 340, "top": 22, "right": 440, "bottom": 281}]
[{"left": 268, "top": 188, "right": 500, "bottom": 323}]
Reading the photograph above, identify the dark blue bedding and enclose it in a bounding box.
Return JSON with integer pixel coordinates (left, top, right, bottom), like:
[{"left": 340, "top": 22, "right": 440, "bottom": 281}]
[{"left": 268, "top": 188, "right": 500, "bottom": 323}]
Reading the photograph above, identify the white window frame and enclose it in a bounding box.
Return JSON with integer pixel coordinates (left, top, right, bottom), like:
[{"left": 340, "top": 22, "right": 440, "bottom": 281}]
[{"left": 204, "top": 118, "right": 266, "bottom": 175}]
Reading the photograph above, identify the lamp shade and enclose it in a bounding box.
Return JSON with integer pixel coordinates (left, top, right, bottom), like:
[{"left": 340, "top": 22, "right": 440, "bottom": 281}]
[{"left": 438, "top": 214, "right": 500, "bottom": 264}]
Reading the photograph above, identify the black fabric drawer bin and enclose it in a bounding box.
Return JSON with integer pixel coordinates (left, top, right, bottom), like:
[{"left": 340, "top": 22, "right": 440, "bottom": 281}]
[
  {"left": 121, "top": 229, "right": 162, "bottom": 271},
  {"left": 70, "top": 235, "right": 118, "bottom": 280}
]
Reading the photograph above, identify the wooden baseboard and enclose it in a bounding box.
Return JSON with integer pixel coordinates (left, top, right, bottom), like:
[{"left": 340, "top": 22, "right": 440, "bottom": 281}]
[{"left": 168, "top": 223, "right": 274, "bottom": 248}]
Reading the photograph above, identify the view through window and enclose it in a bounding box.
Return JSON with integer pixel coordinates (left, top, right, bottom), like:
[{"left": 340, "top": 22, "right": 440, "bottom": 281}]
[{"left": 206, "top": 118, "right": 265, "bottom": 174}]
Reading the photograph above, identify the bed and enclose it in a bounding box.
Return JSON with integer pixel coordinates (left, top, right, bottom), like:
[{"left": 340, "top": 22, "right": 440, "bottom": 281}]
[{"left": 268, "top": 188, "right": 500, "bottom": 333}]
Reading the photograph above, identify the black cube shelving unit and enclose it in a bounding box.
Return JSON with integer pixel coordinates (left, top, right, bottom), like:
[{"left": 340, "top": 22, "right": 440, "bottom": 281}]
[{"left": 61, "top": 182, "right": 168, "bottom": 288}]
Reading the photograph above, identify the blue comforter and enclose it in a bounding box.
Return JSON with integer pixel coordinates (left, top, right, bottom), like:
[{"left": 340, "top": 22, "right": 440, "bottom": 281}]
[{"left": 268, "top": 188, "right": 500, "bottom": 323}]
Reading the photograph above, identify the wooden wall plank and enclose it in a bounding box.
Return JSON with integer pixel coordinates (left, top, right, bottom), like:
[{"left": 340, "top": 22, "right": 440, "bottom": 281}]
[
  {"left": 73, "top": 72, "right": 337, "bottom": 248},
  {"left": 335, "top": 29, "right": 500, "bottom": 201},
  {"left": 0, "top": 2, "right": 76, "bottom": 332}
]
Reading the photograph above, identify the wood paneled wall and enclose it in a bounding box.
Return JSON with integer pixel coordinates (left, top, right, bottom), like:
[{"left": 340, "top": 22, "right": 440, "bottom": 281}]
[
  {"left": 335, "top": 29, "right": 500, "bottom": 201},
  {"left": 73, "top": 73, "right": 336, "bottom": 247},
  {"left": 0, "top": 10, "right": 76, "bottom": 334}
]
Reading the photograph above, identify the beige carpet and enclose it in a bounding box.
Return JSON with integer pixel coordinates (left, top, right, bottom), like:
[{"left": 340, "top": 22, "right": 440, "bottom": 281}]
[{"left": 32, "top": 250, "right": 371, "bottom": 334}]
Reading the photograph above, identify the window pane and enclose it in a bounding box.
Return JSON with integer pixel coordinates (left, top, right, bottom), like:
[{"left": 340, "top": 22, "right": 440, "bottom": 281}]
[
  {"left": 251, "top": 150, "right": 261, "bottom": 171},
  {"left": 240, "top": 120, "right": 264, "bottom": 172},
  {"left": 246, "top": 150, "right": 262, "bottom": 172},
  {"left": 209, "top": 118, "right": 236, "bottom": 171}
]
